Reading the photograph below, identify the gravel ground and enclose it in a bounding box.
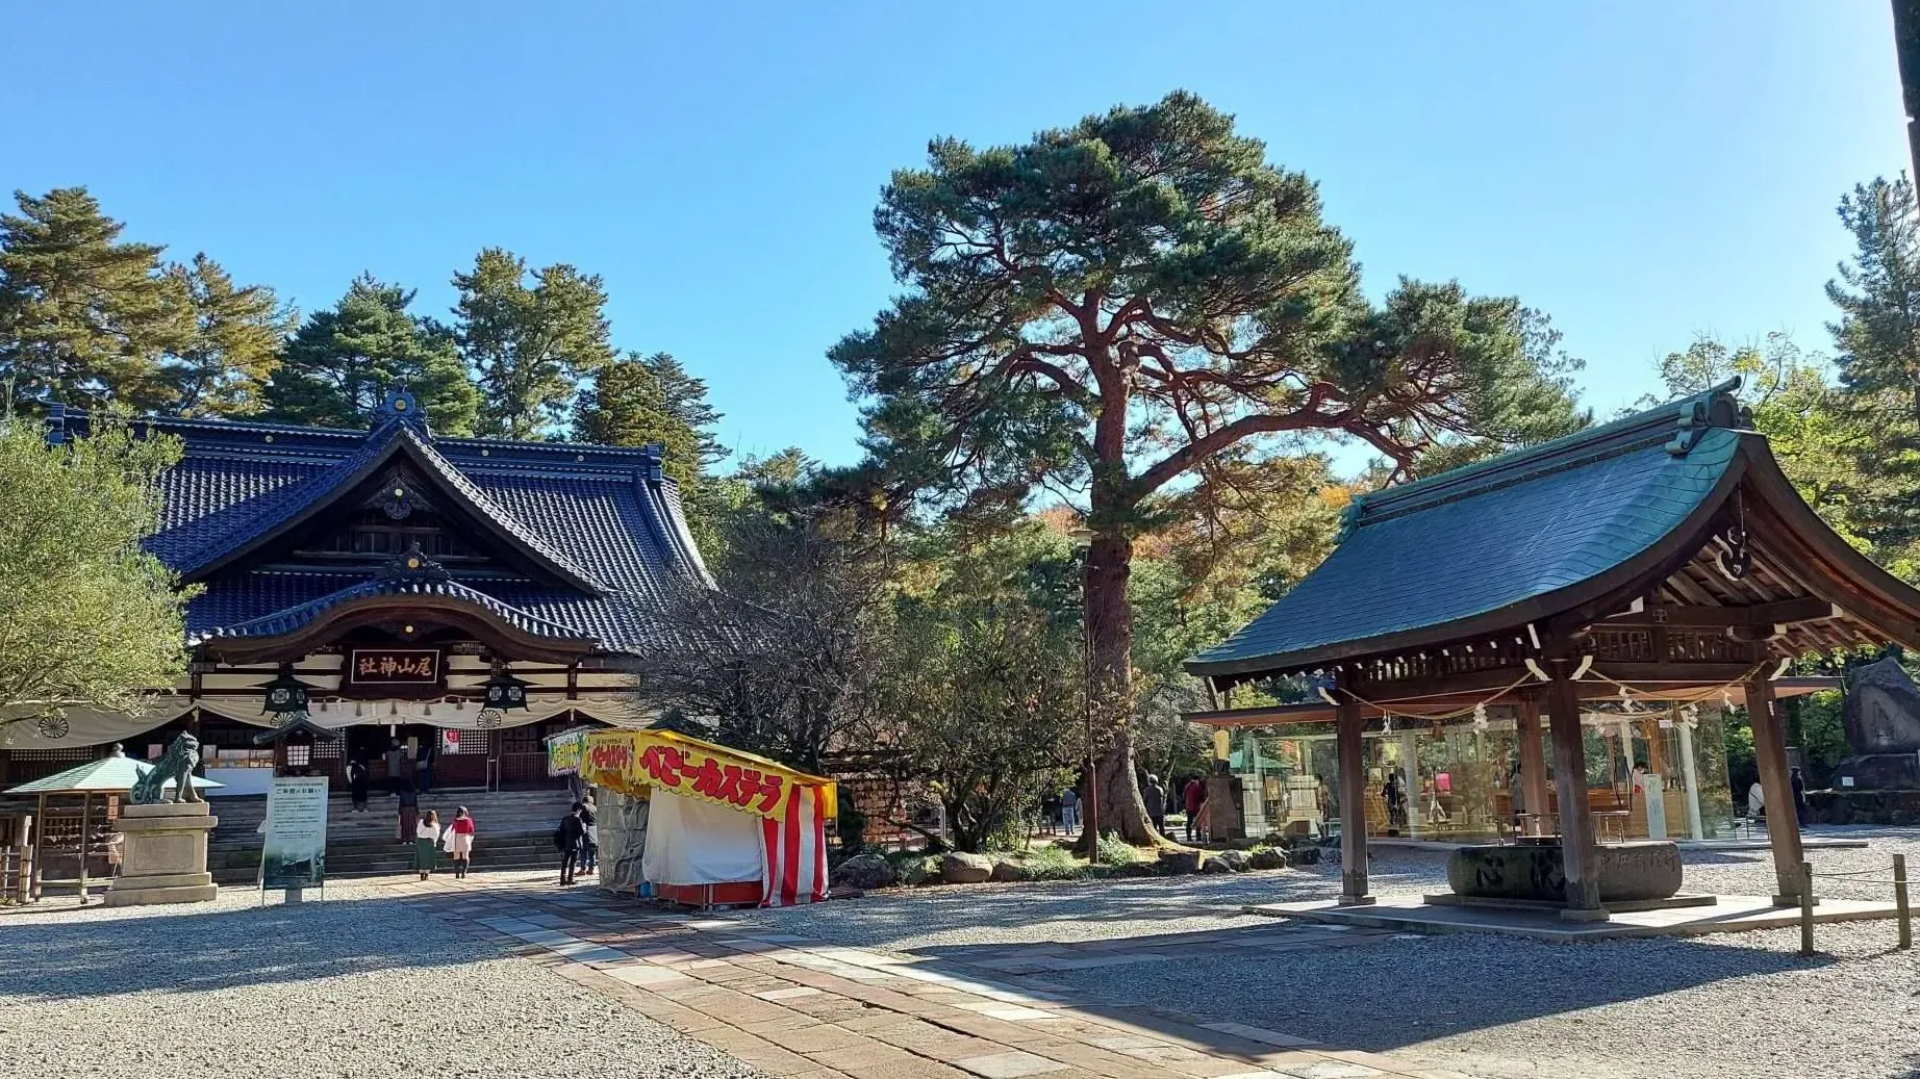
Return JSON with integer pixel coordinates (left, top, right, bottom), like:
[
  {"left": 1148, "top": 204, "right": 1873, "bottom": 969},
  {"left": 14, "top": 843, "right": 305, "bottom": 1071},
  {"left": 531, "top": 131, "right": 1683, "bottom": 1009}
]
[
  {"left": 740, "top": 829, "right": 1920, "bottom": 1079},
  {"left": 0, "top": 882, "right": 762, "bottom": 1079}
]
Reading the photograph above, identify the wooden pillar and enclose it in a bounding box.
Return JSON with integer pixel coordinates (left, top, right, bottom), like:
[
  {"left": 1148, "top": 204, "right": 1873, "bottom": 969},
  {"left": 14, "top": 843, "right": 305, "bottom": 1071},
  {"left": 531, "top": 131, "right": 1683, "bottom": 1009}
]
[
  {"left": 1515, "top": 694, "right": 1552, "bottom": 836},
  {"left": 1546, "top": 662, "right": 1605, "bottom": 917},
  {"left": 1336, "top": 693, "right": 1372, "bottom": 905},
  {"left": 1746, "top": 672, "right": 1806, "bottom": 904}
]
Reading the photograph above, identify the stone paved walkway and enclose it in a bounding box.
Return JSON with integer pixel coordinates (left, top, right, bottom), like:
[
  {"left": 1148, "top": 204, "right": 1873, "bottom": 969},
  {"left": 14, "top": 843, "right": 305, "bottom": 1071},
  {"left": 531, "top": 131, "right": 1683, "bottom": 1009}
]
[{"left": 384, "top": 872, "right": 1481, "bottom": 1079}]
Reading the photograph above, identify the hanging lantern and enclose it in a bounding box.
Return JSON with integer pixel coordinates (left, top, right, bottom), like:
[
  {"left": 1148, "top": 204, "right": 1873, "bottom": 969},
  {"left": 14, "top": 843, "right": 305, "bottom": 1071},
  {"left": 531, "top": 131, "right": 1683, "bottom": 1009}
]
[
  {"left": 481, "top": 669, "right": 533, "bottom": 713},
  {"left": 259, "top": 670, "right": 313, "bottom": 721}
]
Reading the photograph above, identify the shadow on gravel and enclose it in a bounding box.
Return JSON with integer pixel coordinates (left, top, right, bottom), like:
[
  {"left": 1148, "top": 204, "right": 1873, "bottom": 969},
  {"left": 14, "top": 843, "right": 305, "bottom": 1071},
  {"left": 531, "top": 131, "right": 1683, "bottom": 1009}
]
[{"left": 0, "top": 894, "right": 481, "bottom": 999}]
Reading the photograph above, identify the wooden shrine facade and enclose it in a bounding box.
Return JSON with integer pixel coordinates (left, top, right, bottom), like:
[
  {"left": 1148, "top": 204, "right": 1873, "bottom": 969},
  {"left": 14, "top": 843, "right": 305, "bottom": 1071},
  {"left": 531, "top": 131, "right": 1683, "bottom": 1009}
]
[
  {"left": 1187, "top": 382, "right": 1920, "bottom": 917},
  {"left": 0, "top": 387, "right": 710, "bottom": 791}
]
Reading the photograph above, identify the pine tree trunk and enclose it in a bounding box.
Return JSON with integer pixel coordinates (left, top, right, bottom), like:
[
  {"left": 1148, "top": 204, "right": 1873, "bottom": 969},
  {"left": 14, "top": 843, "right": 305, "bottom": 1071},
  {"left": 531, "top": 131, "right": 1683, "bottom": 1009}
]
[{"left": 1082, "top": 527, "right": 1166, "bottom": 848}]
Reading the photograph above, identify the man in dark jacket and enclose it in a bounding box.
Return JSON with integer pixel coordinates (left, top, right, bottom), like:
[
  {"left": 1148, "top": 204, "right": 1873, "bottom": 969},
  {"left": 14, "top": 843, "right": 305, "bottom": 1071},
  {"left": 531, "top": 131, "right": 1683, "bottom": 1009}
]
[{"left": 557, "top": 804, "right": 588, "bottom": 886}]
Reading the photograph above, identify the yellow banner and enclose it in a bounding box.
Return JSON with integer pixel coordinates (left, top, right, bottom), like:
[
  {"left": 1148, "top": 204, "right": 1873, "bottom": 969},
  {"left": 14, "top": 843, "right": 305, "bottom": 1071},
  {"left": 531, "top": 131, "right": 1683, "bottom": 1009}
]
[{"left": 582, "top": 729, "right": 836, "bottom": 824}]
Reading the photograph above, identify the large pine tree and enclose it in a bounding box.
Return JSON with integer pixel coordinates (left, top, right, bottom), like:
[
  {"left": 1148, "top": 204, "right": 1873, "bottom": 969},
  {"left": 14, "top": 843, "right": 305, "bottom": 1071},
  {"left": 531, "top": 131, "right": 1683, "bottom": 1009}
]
[
  {"left": 0, "top": 188, "right": 192, "bottom": 410},
  {"left": 265, "top": 275, "right": 479, "bottom": 433},
  {"left": 574, "top": 351, "right": 730, "bottom": 550},
  {"left": 454, "top": 248, "right": 615, "bottom": 439},
  {"left": 166, "top": 254, "right": 294, "bottom": 416}
]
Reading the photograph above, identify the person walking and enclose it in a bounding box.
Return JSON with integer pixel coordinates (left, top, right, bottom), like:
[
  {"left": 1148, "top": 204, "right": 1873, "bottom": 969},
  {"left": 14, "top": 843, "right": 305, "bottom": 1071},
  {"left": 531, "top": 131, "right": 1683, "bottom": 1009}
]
[
  {"left": 557, "top": 803, "right": 588, "bottom": 886},
  {"left": 447, "top": 806, "right": 476, "bottom": 879},
  {"left": 395, "top": 778, "right": 419, "bottom": 844},
  {"left": 384, "top": 739, "right": 408, "bottom": 797},
  {"left": 1790, "top": 767, "right": 1810, "bottom": 827},
  {"left": 1183, "top": 777, "right": 1205, "bottom": 841},
  {"left": 1060, "top": 786, "right": 1080, "bottom": 834},
  {"left": 579, "top": 792, "right": 599, "bottom": 875},
  {"left": 1145, "top": 773, "right": 1167, "bottom": 835},
  {"left": 347, "top": 758, "right": 370, "bottom": 813}
]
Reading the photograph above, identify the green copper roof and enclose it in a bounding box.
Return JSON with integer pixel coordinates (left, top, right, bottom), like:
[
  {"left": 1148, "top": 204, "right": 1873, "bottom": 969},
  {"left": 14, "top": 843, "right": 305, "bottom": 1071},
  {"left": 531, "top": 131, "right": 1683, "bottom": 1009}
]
[
  {"left": 5, "top": 750, "right": 225, "bottom": 795},
  {"left": 1187, "top": 385, "right": 1750, "bottom": 680}
]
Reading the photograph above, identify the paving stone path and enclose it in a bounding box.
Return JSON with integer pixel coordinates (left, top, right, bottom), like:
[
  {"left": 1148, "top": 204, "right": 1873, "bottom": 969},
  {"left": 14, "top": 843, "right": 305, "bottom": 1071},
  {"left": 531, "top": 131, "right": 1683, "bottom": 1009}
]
[{"left": 387, "top": 872, "right": 1480, "bottom": 1079}]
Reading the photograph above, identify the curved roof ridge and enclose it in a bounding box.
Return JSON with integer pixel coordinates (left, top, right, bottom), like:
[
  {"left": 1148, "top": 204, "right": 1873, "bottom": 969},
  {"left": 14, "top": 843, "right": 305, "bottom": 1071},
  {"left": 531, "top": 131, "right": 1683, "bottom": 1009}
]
[{"left": 193, "top": 575, "right": 594, "bottom": 644}]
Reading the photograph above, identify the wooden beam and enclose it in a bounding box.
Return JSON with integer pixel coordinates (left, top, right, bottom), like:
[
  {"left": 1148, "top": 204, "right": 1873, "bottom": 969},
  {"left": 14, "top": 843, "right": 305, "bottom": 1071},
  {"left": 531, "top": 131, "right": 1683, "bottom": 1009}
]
[
  {"left": 1515, "top": 693, "right": 1551, "bottom": 838},
  {"left": 1547, "top": 655, "right": 1605, "bottom": 918},
  {"left": 1745, "top": 672, "right": 1806, "bottom": 904},
  {"left": 1335, "top": 690, "right": 1371, "bottom": 906},
  {"left": 1598, "top": 597, "right": 1837, "bottom": 630}
]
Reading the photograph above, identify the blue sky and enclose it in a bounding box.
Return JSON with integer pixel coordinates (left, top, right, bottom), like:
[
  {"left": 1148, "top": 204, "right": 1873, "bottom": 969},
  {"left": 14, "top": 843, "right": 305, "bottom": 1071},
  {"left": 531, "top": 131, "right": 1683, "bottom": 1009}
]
[{"left": 7, "top": 1, "right": 1909, "bottom": 473}]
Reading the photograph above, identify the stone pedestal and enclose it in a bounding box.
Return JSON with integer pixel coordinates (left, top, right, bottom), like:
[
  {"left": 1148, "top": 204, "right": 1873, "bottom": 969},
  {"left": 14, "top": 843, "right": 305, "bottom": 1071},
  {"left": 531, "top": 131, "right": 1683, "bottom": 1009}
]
[
  {"left": 105, "top": 802, "right": 218, "bottom": 907},
  {"left": 1445, "top": 841, "right": 1683, "bottom": 904}
]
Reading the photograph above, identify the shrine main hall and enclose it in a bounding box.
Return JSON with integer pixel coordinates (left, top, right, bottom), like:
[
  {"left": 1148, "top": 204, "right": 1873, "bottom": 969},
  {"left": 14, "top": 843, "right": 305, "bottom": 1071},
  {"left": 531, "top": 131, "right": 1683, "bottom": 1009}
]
[{"left": 0, "top": 387, "right": 707, "bottom": 792}]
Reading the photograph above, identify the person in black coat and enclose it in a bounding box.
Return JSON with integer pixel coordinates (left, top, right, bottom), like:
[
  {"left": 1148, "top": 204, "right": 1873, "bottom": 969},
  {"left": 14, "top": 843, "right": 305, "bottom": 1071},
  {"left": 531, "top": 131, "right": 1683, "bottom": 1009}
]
[
  {"left": 557, "top": 803, "right": 588, "bottom": 886},
  {"left": 347, "top": 759, "right": 371, "bottom": 812}
]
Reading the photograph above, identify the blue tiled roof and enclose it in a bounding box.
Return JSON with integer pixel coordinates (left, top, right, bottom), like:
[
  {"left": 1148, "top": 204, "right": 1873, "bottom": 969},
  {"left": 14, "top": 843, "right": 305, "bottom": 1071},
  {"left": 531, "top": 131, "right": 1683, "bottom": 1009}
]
[
  {"left": 61, "top": 398, "right": 709, "bottom": 655},
  {"left": 193, "top": 576, "right": 590, "bottom": 643},
  {"left": 1187, "top": 386, "right": 1751, "bottom": 679}
]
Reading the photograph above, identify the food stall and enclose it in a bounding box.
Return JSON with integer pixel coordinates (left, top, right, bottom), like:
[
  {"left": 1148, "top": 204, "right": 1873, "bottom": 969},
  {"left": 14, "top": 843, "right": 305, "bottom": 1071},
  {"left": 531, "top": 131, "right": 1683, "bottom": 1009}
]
[{"left": 581, "top": 729, "right": 835, "bottom": 908}]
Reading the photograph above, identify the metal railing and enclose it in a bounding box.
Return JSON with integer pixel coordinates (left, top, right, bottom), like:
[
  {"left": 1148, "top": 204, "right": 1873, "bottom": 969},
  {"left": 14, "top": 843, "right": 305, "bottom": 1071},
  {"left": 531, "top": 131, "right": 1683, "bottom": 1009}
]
[{"left": 1799, "top": 855, "right": 1911, "bottom": 956}]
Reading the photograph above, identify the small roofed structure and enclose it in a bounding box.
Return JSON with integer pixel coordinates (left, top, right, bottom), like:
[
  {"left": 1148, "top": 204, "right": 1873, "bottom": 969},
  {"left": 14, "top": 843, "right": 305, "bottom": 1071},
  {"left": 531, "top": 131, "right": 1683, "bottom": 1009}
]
[
  {"left": 1186, "top": 381, "right": 1920, "bottom": 918},
  {"left": 5, "top": 745, "right": 222, "bottom": 902}
]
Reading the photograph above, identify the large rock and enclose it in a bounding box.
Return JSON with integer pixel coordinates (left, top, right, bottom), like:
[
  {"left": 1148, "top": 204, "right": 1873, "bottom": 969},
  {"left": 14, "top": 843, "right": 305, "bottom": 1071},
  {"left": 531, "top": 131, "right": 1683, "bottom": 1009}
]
[
  {"left": 1247, "top": 847, "right": 1289, "bottom": 871},
  {"left": 1158, "top": 849, "right": 1204, "bottom": 875},
  {"left": 597, "top": 788, "right": 650, "bottom": 894},
  {"left": 1446, "top": 841, "right": 1683, "bottom": 903},
  {"left": 830, "top": 851, "right": 898, "bottom": 890},
  {"left": 989, "top": 859, "right": 1032, "bottom": 882},
  {"left": 1844, "top": 658, "right": 1920, "bottom": 754},
  {"left": 1290, "top": 845, "right": 1323, "bottom": 867},
  {"left": 1212, "top": 849, "right": 1250, "bottom": 872},
  {"left": 940, "top": 851, "right": 994, "bottom": 884}
]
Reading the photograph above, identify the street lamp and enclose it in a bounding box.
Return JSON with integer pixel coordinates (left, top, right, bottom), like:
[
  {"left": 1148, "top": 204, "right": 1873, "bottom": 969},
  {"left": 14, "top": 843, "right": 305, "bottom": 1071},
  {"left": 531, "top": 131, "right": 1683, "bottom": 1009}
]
[{"left": 1070, "top": 526, "right": 1099, "bottom": 864}]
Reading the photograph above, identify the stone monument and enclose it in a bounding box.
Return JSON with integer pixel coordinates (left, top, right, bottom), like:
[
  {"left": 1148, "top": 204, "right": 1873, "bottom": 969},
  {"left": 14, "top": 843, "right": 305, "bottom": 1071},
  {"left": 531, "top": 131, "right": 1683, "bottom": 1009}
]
[
  {"left": 1834, "top": 657, "right": 1920, "bottom": 790},
  {"left": 106, "top": 733, "right": 218, "bottom": 907},
  {"left": 595, "top": 788, "right": 649, "bottom": 894}
]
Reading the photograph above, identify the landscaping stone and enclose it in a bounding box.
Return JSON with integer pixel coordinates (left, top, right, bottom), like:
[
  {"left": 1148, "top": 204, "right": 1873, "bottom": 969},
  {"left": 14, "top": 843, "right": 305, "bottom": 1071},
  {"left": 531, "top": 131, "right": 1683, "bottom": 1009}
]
[
  {"left": 941, "top": 850, "right": 994, "bottom": 884},
  {"left": 1291, "top": 845, "right": 1323, "bottom": 866},
  {"left": 1157, "top": 849, "right": 1203, "bottom": 874},
  {"left": 1212, "top": 849, "right": 1250, "bottom": 872},
  {"left": 899, "top": 854, "right": 941, "bottom": 885},
  {"left": 990, "top": 858, "right": 1032, "bottom": 882},
  {"left": 829, "top": 850, "right": 898, "bottom": 890},
  {"left": 1200, "top": 855, "right": 1236, "bottom": 874},
  {"left": 1247, "top": 847, "right": 1289, "bottom": 871}
]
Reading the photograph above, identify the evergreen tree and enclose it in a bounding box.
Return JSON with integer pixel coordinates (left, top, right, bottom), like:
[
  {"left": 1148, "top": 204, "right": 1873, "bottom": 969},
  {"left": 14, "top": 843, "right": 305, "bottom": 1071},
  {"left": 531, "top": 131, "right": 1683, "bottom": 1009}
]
[
  {"left": 454, "top": 248, "right": 615, "bottom": 439},
  {"left": 166, "top": 253, "right": 294, "bottom": 416},
  {"left": 831, "top": 92, "right": 1587, "bottom": 843},
  {"left": 264, "top": 275, "right": 479, "bottom": 433},
  {"left": 573, "top": 351, "right": 727, "bottom": 483},
  {"left": 1827, "top": 175, "right": 1920, "bottom": 554},
  {"left": 0, "top": 187, "right": 192, "bottom": 410}
]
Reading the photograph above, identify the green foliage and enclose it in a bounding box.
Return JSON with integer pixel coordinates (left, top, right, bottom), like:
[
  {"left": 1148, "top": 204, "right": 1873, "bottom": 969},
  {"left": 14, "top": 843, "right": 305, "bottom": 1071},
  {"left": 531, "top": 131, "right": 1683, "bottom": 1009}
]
[
  {"left": 882, "top": 524, "right": 1081, "bottom": 853},
  {"left": 574, "top": 351, "right": 731, "bottom": 551},
  {"left": 455, "top": 248, "right": 614, "bottom": 439},
  {"left": 167, "top": 254, "right": 295, "bottom": 416},
  {"left": 1094, "top": 833, "right": 1142, "bottom": 866},
  {"left": 265, "top": 275, "right": 478, "bottom": 433},
  {"left": 1826, "top": 175, "right": 1920, "bottom": 562},
  {"left": 1020, "top": 844, "right": 1094, "bottom": 881},
  {"left": 0, "top": 188, "right": 191, "bottom": 411},
  {"left": 0, "top": 415, "right": 195, "bottom": 736}
]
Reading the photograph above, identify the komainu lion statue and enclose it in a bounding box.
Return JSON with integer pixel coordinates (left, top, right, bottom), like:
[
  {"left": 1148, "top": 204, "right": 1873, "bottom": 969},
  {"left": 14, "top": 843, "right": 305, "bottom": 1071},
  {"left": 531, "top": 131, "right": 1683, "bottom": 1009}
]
[{"left": 130, "top": 733, "right": 203, "bottom": 805}]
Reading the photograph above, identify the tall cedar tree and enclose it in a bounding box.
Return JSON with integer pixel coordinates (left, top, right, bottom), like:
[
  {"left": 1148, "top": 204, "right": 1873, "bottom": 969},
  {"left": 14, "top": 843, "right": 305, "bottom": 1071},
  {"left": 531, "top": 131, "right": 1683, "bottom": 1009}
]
[
  {"left": 0, "top": 188, "right": 192, "bottom": 410},
  {"left": 265, "top": 275, "right": 479, "bottom": 433},
  {"left": 1827, "top": 175, "right": 1920, "bottom": 554},
  {"left": 831, "top": 92, "right": 1585, "bottom": 844},
  {"left": 455, "top": 248, "right": 615, "bottom": 439},
  {"left": 167, "top": 253, "right": 295, "bottom": 416}
]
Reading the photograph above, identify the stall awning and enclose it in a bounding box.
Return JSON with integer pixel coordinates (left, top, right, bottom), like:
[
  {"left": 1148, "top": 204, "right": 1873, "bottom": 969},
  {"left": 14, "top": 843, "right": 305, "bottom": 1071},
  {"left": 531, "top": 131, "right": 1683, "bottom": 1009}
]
[{"left": 582, "top": 729, "right": 836, "bottom": 824}]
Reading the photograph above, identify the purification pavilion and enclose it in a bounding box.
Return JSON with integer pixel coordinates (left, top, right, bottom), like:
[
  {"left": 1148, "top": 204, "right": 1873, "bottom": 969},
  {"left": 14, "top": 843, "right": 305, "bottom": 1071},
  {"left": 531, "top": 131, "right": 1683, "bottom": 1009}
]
[
  {"left": 0, "top": 387, "right": 708, "bottom": 793},
  {"left": 1186, "top": 381, "right": 1920, "bottom": 917}
]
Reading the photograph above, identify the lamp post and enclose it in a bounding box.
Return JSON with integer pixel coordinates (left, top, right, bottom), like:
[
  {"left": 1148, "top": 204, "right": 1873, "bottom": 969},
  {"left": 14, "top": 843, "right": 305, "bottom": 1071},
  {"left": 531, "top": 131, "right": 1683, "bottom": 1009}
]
[{"left": 1070, "top": 527, "right": 1099, "bottom": 864}]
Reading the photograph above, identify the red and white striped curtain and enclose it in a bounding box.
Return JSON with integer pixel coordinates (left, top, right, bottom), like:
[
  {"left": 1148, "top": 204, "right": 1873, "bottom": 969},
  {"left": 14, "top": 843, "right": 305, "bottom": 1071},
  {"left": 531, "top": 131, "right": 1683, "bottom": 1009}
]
[{"left": 760, "top": 784, "right": 828, "bottom": 907}]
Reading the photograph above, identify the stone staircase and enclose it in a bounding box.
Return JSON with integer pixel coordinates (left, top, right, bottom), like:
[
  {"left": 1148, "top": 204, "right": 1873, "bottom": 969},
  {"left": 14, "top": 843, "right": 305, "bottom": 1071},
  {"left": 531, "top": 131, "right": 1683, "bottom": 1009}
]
[{"left": 208, "top": 788, "right": 575, "bottom": 884}]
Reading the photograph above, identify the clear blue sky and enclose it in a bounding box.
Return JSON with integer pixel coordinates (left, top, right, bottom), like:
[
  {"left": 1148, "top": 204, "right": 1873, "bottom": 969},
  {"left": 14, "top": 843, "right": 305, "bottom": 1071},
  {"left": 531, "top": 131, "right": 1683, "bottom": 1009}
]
[{"left": 7, "top": 1, "right": 1910, "bottom": 472}]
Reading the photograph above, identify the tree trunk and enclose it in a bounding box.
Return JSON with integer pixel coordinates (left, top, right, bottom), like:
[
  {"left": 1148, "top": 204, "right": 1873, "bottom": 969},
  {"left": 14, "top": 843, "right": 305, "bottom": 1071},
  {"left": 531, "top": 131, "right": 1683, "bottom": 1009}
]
[{"left": 1082, "top": 527, "right": 1165, "bottom": 847}]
